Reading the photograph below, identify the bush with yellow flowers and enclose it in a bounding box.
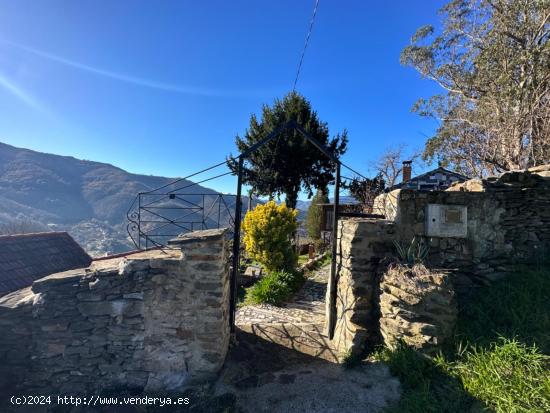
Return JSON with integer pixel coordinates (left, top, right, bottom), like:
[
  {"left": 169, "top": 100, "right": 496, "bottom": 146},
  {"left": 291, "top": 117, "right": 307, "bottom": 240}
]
[{"left": 242, "top": 200, "right": 298, "bottom": 272}]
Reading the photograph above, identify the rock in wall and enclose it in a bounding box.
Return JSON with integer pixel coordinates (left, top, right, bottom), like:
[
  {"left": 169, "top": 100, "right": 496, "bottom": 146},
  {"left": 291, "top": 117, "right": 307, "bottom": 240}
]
[{"left": 379, "top": 264, "right": 457, "bottom": 352}]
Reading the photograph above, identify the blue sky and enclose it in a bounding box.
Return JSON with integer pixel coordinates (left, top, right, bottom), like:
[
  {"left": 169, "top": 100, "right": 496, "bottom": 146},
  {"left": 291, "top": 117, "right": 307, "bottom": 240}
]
[{"left": 0, "top": 0, "right": 446, "bottom": 195}]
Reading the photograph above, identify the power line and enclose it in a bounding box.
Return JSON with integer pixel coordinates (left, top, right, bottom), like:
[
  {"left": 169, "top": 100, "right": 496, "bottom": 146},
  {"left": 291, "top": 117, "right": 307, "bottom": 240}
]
[{"left": 292, "top": 0, "right": 320, "bottom": 91}]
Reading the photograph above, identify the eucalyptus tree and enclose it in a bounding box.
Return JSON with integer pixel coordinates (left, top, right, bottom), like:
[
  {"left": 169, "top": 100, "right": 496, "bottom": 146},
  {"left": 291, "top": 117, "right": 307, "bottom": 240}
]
[{"left": 402, "top": 0, "right": 550, "bottom": 177}]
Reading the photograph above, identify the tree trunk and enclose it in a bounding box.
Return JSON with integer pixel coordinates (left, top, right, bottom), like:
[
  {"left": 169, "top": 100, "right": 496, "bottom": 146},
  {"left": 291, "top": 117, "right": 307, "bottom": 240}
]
[{"left": 285, "top": 188, "right": 299, "bottom": 209}]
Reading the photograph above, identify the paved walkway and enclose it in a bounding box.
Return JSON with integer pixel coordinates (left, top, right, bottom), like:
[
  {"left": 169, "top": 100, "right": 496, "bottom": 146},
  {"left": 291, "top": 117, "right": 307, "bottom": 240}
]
[
  {"left": 227, "top": 265, "right": 401, "bottom": 412},
  {"left": 235, "top": 265, "right": 338, "bottom": 361},
  {"left": 215, "top": 330, "right": 401, "bottom": 413},
  {"left": 236, "top": 264, "right": 328, "bottom": 325}
]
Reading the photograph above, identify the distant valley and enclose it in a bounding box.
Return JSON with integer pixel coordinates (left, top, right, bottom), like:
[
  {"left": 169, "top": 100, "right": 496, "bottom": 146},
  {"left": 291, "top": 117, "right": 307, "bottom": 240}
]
[
  {"left": 0, "top": 142, "right": 236, "bottom": 256},
  {"left": 0, "top": 142, "right": 339, "bottom": 256}
]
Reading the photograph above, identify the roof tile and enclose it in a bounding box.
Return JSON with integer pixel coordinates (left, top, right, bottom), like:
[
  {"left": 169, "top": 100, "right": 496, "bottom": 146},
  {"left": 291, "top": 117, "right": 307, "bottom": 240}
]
[{"left": 0, "top": 232, "right": 91, "bottom": 297}]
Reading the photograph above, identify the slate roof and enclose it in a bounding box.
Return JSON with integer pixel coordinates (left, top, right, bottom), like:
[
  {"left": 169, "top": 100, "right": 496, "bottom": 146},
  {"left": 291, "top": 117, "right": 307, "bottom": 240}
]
[
  {"left": 0, "top": 232, "right": 92, "bottom": 297},
  {"left": 388, "top": 167, "right": 470, "bottom": 191}
]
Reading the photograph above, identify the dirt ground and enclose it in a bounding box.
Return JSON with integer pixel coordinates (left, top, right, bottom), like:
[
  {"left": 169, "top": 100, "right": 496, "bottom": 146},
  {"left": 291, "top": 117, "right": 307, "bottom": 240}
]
[{"left": 214, "top": 331, "right": 401, "bottom": 413}]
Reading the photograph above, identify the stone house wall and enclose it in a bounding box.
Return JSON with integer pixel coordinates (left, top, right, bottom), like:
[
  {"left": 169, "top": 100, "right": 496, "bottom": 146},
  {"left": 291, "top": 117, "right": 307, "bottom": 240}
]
[
  {"left": 395, "top": 168, "right": 550, "bottom": 290},
  {"left": 332, "top": 167, "right": 550, "bottom": 355},
  {"left": 0, "top": 229, "right": 230, "bottom": 395}
]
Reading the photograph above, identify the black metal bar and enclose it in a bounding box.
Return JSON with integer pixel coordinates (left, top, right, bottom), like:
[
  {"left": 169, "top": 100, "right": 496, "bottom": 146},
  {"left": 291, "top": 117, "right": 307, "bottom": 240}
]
[
  {"left": 143, "top": 158, "right": 232, "bottom": 194},
  {"left": 338, "top": 161, "right": 369, "bottom": 181},
  {"left": 139, "top": 194, "right": 170, "bottom": 208},
  {"left": 202, "top": 194, "right": 206, "bottom": 230},
  {"left": 173, "top": 195, "right": 203, "bottom": 209},
  {"left": 140, "top": 206, "right": 201, "bottom": 210},
  {"left": 140, "top": 207, "right": 198, "bottom": 227},
  {"left": 338, "top": 212, "right": 385, "bottom": 219},
  {"left": 138, "top": 194, "right": 142, "bottom": 250},
  {"left": 167, "top": 171, "right": 233, "bottom": 194},
  {"left": 240, "top": 122, "right": 292, "bottom": 158},
  {"left": 217, "top": 195, "right": 221, "bottom": 229},
  {"left": 328, "top": 162, "right": 341, "bottom": 339},
  {"left": 229, "top": 157, "right": 244, "bottom": 334},
  {"left": 292, "top": 121, "right": 339, "bottom": 162}
]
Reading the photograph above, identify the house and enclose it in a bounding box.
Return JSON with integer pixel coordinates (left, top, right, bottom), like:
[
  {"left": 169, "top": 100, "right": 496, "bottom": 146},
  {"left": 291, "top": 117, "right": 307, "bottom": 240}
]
[
  {"left": 387, "top": 161, "right": 470, "bottom": 191},
  {"left": 0, "top": 232, "right": 92, "bottom": 297},
  {"left": 316, "top": 162, "right": 469, "bottom": 233},
  {"left": 373, "top": 161, "right": 471, "bottom": 218}
]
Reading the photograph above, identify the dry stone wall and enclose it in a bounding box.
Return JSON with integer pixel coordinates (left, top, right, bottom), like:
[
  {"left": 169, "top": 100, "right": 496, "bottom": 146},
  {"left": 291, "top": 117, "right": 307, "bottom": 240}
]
[
  {"left": 331, "top": 219, "right": 395, "bottom": 356},
  {"left": 332, "top": 167, "right": 550, "bottom": 355},
  {"left": 396, "top": 167, "right": 550, "bottom": 291},
  {"left": 0, "top": 229, "right": 230, "bottom": 395},
  {"left": 379, "top": 264, "right": 457, "bottom": 352}
]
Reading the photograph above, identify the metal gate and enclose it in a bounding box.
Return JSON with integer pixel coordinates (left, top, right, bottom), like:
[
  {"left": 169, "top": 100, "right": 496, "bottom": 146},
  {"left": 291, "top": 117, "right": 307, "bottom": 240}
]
[{"left": 126, "top": 120, "right": 374, "bottom": 339}]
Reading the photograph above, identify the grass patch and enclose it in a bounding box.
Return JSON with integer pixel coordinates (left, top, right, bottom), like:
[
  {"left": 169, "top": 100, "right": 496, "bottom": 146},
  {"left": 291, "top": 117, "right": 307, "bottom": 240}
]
[
  {"left": 244, "top": 270, "right": 305, "bottom": 306},
  {"left": 375, "top": 266, "right": 550, "bottom": 413},
  {"left": 456, "top": 339, "right": 550, "bottom": 412},
  {"left": 316, "top": 252, "right": 332, "bottom": 267},
  {"left": 298, "top": 254, "right": 309, "bottom": 265},
  {"left": 455, "top": 266, "right": 550, "bottom": 354}
]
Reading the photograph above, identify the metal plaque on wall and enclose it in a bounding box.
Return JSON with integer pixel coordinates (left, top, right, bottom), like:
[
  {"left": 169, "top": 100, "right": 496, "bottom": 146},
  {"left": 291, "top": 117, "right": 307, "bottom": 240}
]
[{"left": 425, "top": 204, "right": 468, "bottom": 238}]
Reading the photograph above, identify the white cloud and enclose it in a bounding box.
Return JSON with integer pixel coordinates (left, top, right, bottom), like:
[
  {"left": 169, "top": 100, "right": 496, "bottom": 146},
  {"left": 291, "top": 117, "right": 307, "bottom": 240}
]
[{"left": 1, "top": 39, "right": 277, "bottom": 98}]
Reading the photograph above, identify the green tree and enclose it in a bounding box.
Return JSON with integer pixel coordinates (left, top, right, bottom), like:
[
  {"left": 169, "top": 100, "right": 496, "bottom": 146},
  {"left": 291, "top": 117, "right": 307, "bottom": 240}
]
[
  {"left": 402, "top": 0, "right": 550, "bottom": 177},
  {"left": 306, "top": 187, "right": 329, "bottom": 241},
  {"left": 229, "top": 92, "right": 348, "bottom": 208}
]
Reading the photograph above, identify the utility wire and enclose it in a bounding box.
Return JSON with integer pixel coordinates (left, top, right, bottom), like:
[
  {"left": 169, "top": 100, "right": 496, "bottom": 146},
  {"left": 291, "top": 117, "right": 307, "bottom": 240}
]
[{"left": 292, "top": 0, "right": 320, "bottom": 91}]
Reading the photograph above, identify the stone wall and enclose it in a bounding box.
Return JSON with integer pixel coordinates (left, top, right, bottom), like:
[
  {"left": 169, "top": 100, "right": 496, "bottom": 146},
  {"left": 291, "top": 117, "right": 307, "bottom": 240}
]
[
  {"left": 331, "top": 219, "right": 395, "bottom": 356},
  {"left": 332, "top": 167, "right": 550, "bottom": 354},
  {"left": 379, "top": 264, "right": 457, "bottom": 352},
  {"left": 395, "top": 167, "right": 550, "bottom": 291},
  {"left": 0, "top": 229, "right": 230, "bottom": 395}
]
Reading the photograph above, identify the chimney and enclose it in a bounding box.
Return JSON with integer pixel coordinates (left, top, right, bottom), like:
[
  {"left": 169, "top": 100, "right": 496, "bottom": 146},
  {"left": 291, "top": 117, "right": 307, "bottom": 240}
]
[{"left": 402, "top": 160, "right": 412, "bottom": 183}]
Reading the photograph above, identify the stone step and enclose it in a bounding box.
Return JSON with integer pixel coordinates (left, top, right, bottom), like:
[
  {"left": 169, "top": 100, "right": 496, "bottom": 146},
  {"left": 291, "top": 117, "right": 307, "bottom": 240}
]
[{"left": 237, "top": 322, "right": 341, "bottom": 363}]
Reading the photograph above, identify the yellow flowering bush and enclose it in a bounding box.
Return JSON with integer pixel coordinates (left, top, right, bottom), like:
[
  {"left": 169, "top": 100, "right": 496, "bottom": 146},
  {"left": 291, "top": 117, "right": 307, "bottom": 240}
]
[{"left": 242, "top": 200, "right": 298, "bottom": 272}]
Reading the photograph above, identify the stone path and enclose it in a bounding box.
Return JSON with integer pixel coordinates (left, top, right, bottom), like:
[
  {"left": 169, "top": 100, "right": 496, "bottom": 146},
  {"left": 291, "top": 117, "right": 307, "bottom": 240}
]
[
  {"left": 236, "top": 264, "right": 328, "bottom": 326},
  {"left": 215, "top": 330, "right": 401, "bottom": 413},
  {"left": 226, "top": 272, "right": 402, "bottom": 412},
  {"left": 235, "top": 265, "right": 339, "bottom": 361}
]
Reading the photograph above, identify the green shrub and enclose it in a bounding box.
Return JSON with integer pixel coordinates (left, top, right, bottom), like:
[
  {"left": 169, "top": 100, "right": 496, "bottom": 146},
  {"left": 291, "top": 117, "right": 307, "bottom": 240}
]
[
  {"left": 242, "top": 201, "right": 298, "bottom": 272},
  {"left": 276, "top": 269, "right": 305, "bottom": 291},
  {"left": 306, "top": 188, "right": 329, "bottom": 240},
  {"left": 245, "top": 270, "right": 305, "bottom": 306}
]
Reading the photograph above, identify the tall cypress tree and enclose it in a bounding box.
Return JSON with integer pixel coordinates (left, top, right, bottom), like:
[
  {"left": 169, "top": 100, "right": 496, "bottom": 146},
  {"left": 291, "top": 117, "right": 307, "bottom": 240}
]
[
  {"left": 306, "top": 188, "right": 329, "bottom": 241},
  {"left": 228, "top": 92, "right": 347, "bottom": 209}
]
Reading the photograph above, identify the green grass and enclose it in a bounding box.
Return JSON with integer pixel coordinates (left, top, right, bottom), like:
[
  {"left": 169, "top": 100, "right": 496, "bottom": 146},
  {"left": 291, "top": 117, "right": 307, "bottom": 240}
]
[
  {"left": 374, "top": 266, "right": 550, "bottom": 413},
  {"left": 243, "top": 270, "right": 305, "bottom": 306},
  {"left": 298, "top": 254, "right": 309, "bottom": 265}
]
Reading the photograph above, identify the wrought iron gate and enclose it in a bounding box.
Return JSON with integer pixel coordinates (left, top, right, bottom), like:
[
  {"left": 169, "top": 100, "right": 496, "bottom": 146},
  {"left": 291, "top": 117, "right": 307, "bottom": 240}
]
[{"left": 126, "top": 120, "right": 373, "bottom": 340}]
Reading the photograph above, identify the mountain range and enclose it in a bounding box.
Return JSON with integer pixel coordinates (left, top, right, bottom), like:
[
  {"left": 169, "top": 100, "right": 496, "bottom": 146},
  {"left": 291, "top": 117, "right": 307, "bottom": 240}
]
[
  {"left": 0, "top": 142, "right": 235, "bottom": 256},
  {"left": 0, "top": 142, "right": 352, "bottom": 256}
]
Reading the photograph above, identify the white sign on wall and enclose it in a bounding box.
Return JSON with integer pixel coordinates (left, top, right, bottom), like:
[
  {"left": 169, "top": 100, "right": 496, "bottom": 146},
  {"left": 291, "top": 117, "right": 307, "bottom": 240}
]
[{"left": 425, "top": 204, "right": 468, "bottom": 238}]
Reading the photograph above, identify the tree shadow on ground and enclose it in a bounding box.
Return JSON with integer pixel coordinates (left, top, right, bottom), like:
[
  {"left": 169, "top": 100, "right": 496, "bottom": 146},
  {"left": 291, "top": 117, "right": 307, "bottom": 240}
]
[{"left": 217, "top": 329, "right": 402, "bottom": 413}]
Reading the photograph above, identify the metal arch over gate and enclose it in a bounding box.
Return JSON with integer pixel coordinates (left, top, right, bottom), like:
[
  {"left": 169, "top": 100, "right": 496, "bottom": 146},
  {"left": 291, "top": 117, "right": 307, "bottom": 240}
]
[
  {"left": 126, "top": 120, "right": 375, "bottom": 340},
  {"left": 228, "top": 119, "right": 341, "bottom": 339}
]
